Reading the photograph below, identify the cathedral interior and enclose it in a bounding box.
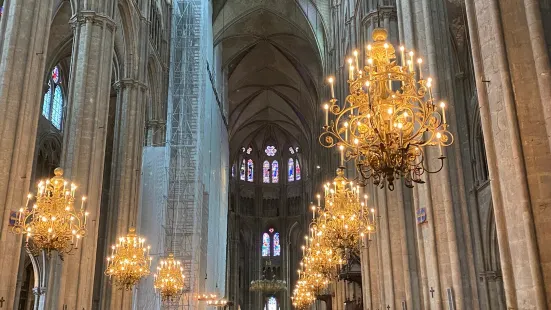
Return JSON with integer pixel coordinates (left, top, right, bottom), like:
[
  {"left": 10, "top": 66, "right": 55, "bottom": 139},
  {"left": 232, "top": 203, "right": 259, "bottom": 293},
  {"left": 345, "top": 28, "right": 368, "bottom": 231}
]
[{"left": 1, "top": 0, "right": 551, "bottom": 309}]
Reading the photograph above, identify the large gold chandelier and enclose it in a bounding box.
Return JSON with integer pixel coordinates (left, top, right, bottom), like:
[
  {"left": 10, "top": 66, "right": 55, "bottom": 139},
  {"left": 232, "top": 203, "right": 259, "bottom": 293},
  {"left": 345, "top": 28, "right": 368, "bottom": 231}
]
[
  {"left": 11, "top": 168, "right": 88, "bottom": 254},
  {"left": 314, "top": 168, "right": 377, "bottom": 254},
  {"left": 320, "top": 28, "right": 453, "bottom": 190},
  {"left": 291, "top": 279, "right": 316, "bottom": 310},
  {"left": 301, "top": 239, "right": 344, "bottom": 279},
  {"left": 154, "top": 253, "right": 186, "bottom": 301},
  {"left": 105, "top": 227, "right": 152, "bottom": 290}
]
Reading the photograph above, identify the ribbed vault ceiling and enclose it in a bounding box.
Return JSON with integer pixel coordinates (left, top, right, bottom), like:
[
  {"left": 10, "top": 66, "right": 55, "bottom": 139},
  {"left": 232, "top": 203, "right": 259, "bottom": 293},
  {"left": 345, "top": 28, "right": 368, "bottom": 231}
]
[{"left": 213, "top": 0, "right": 326, "bottom": 160}]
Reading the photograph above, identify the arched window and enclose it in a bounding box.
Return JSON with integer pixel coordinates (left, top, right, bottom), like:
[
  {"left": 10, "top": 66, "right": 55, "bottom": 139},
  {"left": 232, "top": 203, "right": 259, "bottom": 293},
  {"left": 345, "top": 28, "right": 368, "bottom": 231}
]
[
  {"left": 271, "top": 161, "right": 279, "bottom": 183},
  {"left": 261, "top": 228, "right": 281, "bottom": 257},
  {"left": 288, "top": 158, "right": 295, "bottom": 182},
  {"left": 273, "top": 232, "right": 280, "bottom": 256},
  {"left": 247, "top": 159, "right": 254, "bottom": 182},
  {"left": 232, "top": 164, "right": 235, "bottom": 178},
  {"left": 240, "top": 159, "right": 246, "bottom": 181},
  {"left": 265, "top": 296, "right": 278, "bottom": 310},
  {"left": 295, "top": 159, "right": 301, "bottom": 180},
  {"left": 263, "top": 160, "right": 270, "bottom": 183},
  {"left": 262, "top": 233, "right": 271, "bottom": 257},
  {"left": 42, "top": 66, "right": 64, "bottom": 130}
]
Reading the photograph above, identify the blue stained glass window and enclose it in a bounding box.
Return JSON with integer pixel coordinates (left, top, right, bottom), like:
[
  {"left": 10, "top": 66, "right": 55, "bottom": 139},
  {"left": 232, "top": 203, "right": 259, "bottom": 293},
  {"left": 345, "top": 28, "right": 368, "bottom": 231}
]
[
  {"left": 262, "top": 233, "right": 270, "bottom": 257},
  {"left": 42, "top": 87, "right": 51, "bottom": 118},
  {"left": 240, "top": 159, "right": 246, "bottom": 180},
  {"left": 266, "top": 297, "right": 277, "bottom": 310},
  {"left": 51, "top": 86, "right": 63, "bottom": 129},
  {"left": 273, "top": 232, "right": 280, "bottom": 256},
  {"left": 288, "top": 158, "right": 294, "bottom": 182},
  {"left": 295, "top": 160, "right": 301, "bottom": 180},
  {"left": 247, "top": 159, "right": 254, "bottom": 182},
  {"left": 272, "top": 161, "right": 279, "bottom": 183},
  {"left": 263, "top": 160, "right": 270, "bottom": 183},
  {"left": 42, "top": 66, "right": 63, "bottom": 130}
]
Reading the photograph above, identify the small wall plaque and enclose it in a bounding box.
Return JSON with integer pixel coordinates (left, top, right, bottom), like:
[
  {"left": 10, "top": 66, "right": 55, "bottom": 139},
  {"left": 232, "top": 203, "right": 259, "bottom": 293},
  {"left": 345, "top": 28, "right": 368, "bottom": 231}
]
[
  {"left": 416, "top": 208, "right": 427, "bottom": 224},
  {"left": 8, "top": 211, "right": 18, "bottom": 227}
]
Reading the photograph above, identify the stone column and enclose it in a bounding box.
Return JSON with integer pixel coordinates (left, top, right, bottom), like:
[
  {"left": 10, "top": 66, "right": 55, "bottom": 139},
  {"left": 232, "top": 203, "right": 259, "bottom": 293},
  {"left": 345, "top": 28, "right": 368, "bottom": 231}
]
[
  {"left": 57, "top": 4, "right": 117, "bottom": 309},
  {"left": 360, "top": 235, "right": 372, "bottom": 310},
  {"left": 105, "top": 79, "right": 147, "bottom": 310},
  {"left": 465, "top": 0, "right": 551, "bottom": 307},
  {"left": 0, "top": 1, "right": 54, "bottom": 308}
]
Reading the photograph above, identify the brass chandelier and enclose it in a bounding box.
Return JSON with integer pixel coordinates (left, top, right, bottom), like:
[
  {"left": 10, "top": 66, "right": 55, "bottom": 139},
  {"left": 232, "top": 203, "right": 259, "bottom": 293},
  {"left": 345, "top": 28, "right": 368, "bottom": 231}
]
[
  {"left": 154, "top": 253, "right": 186, "bottom": 301},
  {"left": 11, "top": 168, "right": 88, "bottom": 255},
  {"left": 320, "top": 28, "right": 453, "bottom": 190},
  {"left": 291, "top": 276, "right": 316, "bottom": 310},
  {"left": 314, "top": 168, "right": 377, "bottom": 254},
  {"left": 249, "top": 274, "right": 287, "bottom": 294},
  {"left": 105, "top": 227, "right": 152, "bottom": 290}
]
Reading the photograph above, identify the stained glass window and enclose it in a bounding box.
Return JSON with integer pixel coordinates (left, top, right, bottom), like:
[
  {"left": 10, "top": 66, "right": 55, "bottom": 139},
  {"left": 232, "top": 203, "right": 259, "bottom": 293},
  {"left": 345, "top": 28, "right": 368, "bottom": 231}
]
[
  {"left": 42, "top": 66, "right": 63, "bottom": 130},
  {"left": 288, "top": 158, "right": 295, "bottom": 182},
  {"left": 232, "top": 164, "right": 235, "bottom": 178},
  {"left": 265, "top": 146, "right": 277, "bottom": 156},
  {"left": 272, "top": 161, "right": 279, "bottom": 183},
  {"left": 289, "top": 147, "right": 295, "bottom": 154},
  {"left": 247, "top": 159, "right": 254, "bottom": 182},
  {"left": 273, "top": 232, "right": 281, "bottom": 256},
  {"left": 240, "top": 159, "right": 246, "bottom": 180},
  {"left": 295, "top": 160, "right": 301, "bottom": 180},
  {"left": 266, "top": 297, "right": 277, "bottom": 310},
  {"left": 42, "top": 87, "right": 51, "bottom": 118},
  {"left": 246, "top": 147, "right": 252, "bottom": 155},
  {"left": 263, "top": 160, "right": 270, "bottom": 183},
  {"left": 262, "top": 233, "right": 271, "bottom": 257},
  {"left": 51, "top": 86, "right": 63, "bottom": 129}
]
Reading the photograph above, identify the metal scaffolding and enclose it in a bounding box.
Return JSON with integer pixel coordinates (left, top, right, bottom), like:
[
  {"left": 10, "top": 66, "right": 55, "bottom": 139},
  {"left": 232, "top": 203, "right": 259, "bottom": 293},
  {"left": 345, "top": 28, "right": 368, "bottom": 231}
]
[{"left": 166, "top": 0, "right": 207, "bottom": 309}]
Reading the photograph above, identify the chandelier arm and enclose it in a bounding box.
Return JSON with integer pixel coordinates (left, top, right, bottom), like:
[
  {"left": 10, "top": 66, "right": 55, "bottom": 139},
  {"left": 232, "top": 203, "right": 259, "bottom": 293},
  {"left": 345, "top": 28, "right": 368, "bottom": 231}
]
[{"left": 421, "top": 155, "right": 446, "bottom": 174}]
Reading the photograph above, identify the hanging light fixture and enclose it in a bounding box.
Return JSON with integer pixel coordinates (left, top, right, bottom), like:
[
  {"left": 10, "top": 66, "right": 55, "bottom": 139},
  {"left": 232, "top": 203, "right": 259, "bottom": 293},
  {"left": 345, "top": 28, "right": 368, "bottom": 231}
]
[
  {"left": 11, "top": 168, "right": 89, "bottom": 255},
  {"left": 320, "top": 28, "right": 453, "bottom": 190},
  {"left": 105, "top": 227, "right": 152, "bottom": 290},
  {"left": 249, "top": 274, "right": 287, "bottom": 294},
  {"left": 314, "top": 168, "right": 377, "bottom": 253},
  {"left": 291, "top": 276, "right": 316, "bottom": 309},
  {"left": 154, "top": 253, "right": 186, "bottom": 301}
]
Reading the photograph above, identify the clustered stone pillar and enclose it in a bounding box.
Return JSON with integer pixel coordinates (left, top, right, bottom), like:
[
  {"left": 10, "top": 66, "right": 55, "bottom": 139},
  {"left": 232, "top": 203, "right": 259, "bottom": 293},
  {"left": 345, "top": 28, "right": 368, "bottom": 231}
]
[
  {"left": 57, "top": 3, "right": 117, "bottom": 309},
  {"left": 465, "top": 0, "right": 551, "bottom": 307},
  {"left": 0, "top": 1, "right": 54, "bottom": 308}
]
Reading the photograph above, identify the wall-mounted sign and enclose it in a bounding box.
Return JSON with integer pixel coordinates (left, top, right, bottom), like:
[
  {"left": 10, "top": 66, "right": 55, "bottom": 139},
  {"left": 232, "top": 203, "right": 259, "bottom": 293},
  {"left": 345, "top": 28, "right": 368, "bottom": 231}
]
[
  {"left": 8, "top": 211, "right": 18, "bottom": 226},
  {"left": 416, "top": 208, "right": 427, "bottom": 224}
]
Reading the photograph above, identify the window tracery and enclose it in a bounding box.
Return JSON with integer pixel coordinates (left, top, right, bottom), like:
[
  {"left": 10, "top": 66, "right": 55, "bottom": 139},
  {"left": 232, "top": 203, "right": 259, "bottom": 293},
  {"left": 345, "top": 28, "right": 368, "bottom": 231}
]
[
  {"left": 265, "top": 146, "right": 277, "bottom": 156},
  {"left": 42, "top": 66, "right": 64, "bottom": 130},
  {"left": 261, "top": 229, "right": 281, "bottom": 257},
  {"left": 288, "top": 158, "right": 295, "bottom": 182},
  {"left": 263, "top": 160, "right": 270, "bottom": 183},
  {"left": 271, "top": 161, "right": 279, "bottom": 183},
  {"left": 247, "top": 159, "right": 254, "bottom": 182}
]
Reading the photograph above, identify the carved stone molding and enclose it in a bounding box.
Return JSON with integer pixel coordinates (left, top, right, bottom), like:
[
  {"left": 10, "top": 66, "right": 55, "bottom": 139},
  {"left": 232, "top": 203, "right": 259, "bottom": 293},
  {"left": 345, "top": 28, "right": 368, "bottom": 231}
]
[
  {"left": 69, "top": 11, "right": 117, "bottom": 32},
  {"left": 113, "top": 78, "right": 148, "bottom": 91},
  {"left": 478, "top": 270, "right": 503, "bottom": 282}
]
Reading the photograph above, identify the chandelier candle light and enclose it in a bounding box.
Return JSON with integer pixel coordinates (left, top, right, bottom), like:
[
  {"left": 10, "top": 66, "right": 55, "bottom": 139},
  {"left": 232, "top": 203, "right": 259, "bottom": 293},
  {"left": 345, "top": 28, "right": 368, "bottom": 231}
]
[
  {"left": 154, "top": 253, "right": 186, "bottom": 301},
  {"left": 105, "top": 227, "right": 152, "bottom": 290},
  {"left": 320, "top": 28, "right": 454, "bottom": 190},
  {"left": 11, "top": 168, "right": 88, "bottom": 254}
]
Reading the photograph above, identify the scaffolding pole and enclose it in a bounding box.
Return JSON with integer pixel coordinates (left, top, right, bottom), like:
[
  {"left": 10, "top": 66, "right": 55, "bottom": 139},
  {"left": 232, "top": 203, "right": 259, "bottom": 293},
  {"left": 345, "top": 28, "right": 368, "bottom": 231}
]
[{"left": 166, "top": 1, "right": 207, "bottom": 309}]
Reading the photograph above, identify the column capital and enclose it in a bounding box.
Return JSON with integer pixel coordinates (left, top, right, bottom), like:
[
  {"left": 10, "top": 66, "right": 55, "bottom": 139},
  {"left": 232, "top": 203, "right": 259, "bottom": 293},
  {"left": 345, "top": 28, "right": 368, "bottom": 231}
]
[
  {"left": 70, "top": 11, "right": 117, "bottom": 32},
  {"left": 113, "top": 78, "right": 148, "bottom": 91},
  {"left": 32, "top": 287, "right": 46, "bottom": 296}
]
